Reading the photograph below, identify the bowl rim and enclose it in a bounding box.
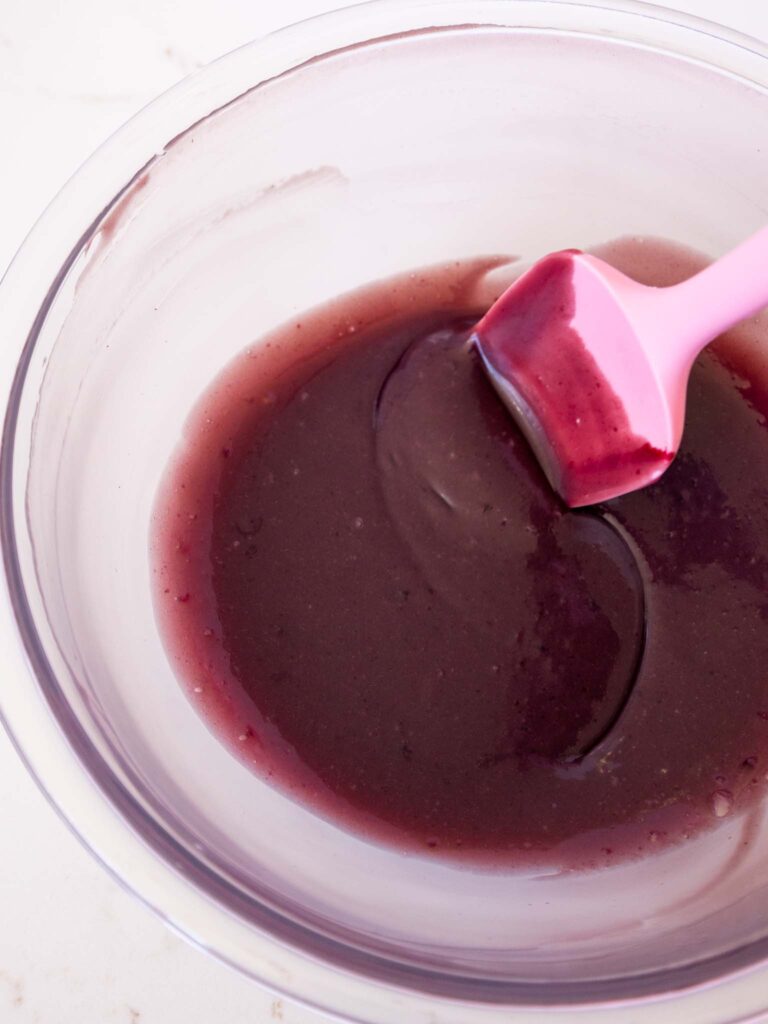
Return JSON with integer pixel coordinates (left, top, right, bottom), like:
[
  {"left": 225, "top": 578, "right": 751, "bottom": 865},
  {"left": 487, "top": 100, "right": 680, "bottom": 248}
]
[{"left": 4, "top": 2, "right": 768, "bottom": 1022}]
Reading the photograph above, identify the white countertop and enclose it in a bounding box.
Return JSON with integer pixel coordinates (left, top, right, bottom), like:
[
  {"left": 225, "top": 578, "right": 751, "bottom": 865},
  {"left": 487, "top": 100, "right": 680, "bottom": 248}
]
[{"left": 1, "top": 2, "right": 767, "bottom": 1021}]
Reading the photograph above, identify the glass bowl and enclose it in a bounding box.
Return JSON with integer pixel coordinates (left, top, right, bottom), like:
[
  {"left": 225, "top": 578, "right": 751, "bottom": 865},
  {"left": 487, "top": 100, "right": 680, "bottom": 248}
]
[{"left": 4, "top": 2, "right": 768, "bottom": 1022}]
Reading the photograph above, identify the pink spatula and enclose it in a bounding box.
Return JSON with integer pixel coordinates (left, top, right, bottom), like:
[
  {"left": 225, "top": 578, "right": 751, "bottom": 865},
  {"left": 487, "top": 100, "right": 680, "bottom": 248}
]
[{"left": 473, "top": 227, "right": 768, "bottom": 507}]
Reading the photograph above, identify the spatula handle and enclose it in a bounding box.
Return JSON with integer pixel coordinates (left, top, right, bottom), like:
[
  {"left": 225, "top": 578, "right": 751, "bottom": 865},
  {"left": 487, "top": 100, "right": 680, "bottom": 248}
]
[{"left": 671, "top": 224, "right": 768, "bottom": 347}]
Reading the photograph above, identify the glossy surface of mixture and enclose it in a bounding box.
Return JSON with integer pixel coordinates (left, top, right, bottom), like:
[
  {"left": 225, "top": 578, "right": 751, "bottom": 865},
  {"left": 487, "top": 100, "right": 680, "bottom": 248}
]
[{"left": 154, "top": 241, "right": 768, "bottom": 868}]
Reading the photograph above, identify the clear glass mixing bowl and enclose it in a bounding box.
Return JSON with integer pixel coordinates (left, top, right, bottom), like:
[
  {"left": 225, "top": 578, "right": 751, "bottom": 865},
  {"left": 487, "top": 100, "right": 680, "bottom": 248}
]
[{"left": 4, "top": 2, "right": 768, "bottom": 1022}]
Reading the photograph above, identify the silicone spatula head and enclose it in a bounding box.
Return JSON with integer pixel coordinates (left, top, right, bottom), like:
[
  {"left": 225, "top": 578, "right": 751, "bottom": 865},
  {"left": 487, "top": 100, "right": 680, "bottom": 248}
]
[
  {"left": 473, "top": 250, "right": 681, "bottom": 507},
  {"left": 474, "top": 227, "right": 768, "bottom": 506}
]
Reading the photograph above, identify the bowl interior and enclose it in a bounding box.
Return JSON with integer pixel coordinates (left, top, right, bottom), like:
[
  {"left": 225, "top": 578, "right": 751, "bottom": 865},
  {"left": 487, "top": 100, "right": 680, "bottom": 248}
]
[{"left": 14, "top": 15, "right": 768, "bottom": 1001}]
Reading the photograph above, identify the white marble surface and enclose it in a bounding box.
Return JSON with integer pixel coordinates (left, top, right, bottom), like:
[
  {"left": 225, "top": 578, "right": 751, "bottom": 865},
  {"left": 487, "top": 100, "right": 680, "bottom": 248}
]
[{"left": 1, "top": 1, "right": 768, "bottom": 1021}]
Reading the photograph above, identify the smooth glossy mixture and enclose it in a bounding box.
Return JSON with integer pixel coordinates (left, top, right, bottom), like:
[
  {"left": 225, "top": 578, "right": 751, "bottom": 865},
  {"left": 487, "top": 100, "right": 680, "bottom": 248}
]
[{"left": 153, "top": 239, "right": 768, "bottom": 868}]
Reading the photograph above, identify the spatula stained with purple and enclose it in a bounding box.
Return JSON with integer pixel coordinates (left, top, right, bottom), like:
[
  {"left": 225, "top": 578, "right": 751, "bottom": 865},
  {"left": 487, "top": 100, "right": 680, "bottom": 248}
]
[{"left": 473, "top": 227, "right": 768, "bottom": 506}]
